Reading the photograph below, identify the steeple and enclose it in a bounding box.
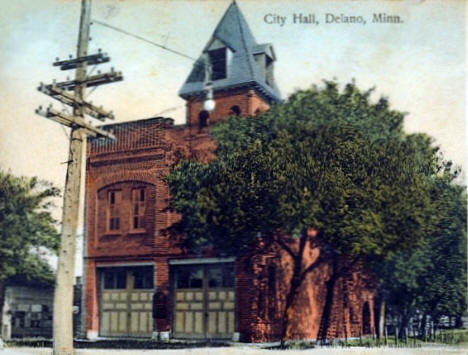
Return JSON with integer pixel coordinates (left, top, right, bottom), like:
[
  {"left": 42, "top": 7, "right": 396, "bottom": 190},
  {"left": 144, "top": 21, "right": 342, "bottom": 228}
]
[{"left": 179, "top": 1, "right": 281, "bottom": 124}]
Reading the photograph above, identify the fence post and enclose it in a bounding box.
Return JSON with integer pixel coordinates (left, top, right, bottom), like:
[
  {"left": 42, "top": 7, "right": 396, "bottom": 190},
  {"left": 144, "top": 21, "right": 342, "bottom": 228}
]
[{"left": 424, "top": 322, "right": 427, "bottom": 343}]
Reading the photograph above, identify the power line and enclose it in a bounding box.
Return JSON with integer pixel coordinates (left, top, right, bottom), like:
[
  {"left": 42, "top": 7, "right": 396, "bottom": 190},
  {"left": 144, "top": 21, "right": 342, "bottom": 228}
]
[
  {"left": 153, "top": 105, "right": 185, "bottom": 116},
  {"left": 91, "top": 19, "right": 228, "bottom": 81},
  {"left": 92, "top": 19, "right": 197, "bottom": 61}
]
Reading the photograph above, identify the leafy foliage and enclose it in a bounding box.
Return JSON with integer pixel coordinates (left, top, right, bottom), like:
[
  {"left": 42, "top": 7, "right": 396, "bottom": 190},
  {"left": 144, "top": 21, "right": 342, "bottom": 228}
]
[
  {"left": 169, "top": 81, "right": 433, "bottom": 259},
  {"left": 0, "top": 170, "right": 60, "bottom": 284},
  {"left": 381, "top": 172, "right": 467, "bottom": 329}
]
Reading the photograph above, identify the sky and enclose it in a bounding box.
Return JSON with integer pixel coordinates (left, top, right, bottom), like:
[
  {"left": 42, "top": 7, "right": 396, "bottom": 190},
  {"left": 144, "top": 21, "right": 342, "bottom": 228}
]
[{"left": 0, "top": 0, "right": 465, "bottom": 275}]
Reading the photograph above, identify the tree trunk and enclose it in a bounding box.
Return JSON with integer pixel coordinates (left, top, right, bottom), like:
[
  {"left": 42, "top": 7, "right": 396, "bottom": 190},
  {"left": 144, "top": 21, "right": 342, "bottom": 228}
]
[
  {"left": 279, "top": 275, "right": 301, "bottom": 347},
  {"left": 277, "top": 230, "right": 323, "bottom": 347},
  {"left": 275, "top": 230, "right": 324, "bottom": 347},
  {"left": 317, "top": 258, "right": 339, "bottom": 342},
  {"left": 0, "top": 282, "right": 4, "bottom": 340},
  {"left": 378, "top": 298, "right": 386, "bottom": 339}
]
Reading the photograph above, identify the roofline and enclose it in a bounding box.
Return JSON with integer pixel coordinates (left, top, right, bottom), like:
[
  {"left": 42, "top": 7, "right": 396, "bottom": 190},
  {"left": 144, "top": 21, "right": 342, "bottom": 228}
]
[
  {"left": 95, "top": 116, "right": 175, "bottom": 129},
  {"left": 179, "top": 81, "right": 281, "bottom": 105}
]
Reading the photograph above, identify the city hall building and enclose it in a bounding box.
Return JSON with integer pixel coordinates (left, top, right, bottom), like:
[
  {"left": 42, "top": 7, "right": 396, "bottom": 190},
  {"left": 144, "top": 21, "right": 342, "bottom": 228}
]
[{"left": 82, "top": 2, "right": 375, "bottom": 342}]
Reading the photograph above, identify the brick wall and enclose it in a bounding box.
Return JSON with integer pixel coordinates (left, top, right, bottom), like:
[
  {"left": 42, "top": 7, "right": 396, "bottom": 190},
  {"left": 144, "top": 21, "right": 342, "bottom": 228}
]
[
  {"left": 186, "top": 88, "right": 270, "bottom": 129},
  {"left": 234, "top": 243, "right": 376, "bottom": 342}
]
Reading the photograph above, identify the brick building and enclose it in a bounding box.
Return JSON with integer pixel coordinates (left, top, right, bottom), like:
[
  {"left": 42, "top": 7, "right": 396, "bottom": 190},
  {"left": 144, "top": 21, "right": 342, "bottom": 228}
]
[{"left": 82, "top": 2, "right": 375, "bottom": 342}]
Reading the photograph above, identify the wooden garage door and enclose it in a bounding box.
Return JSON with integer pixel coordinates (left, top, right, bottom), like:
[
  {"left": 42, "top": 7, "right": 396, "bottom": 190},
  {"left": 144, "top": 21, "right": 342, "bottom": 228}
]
[
  {"left": 173, "top": 263, "right": 235, "bottom": 339},
  {"left": 100, "top": 266, "right": 154, "bottom": 337}
]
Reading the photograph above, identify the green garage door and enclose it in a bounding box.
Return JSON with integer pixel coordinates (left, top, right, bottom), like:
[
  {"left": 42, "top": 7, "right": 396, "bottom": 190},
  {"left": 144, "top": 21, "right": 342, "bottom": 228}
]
[
  {"left": 172, "top": 263, "right": 235, "bottom": 339},
  {"left": 99, "top": 266, "right": 154, "bottom": 337}
]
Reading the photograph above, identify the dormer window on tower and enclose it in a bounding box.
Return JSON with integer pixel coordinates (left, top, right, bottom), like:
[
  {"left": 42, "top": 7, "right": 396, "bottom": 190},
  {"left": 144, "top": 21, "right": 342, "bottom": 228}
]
[
  {"left": 254, "top": 49, "right": 275, "bottom": 88},
  {"left": 265, "top": 55, "right": 274, "bottom": 87},
  {"left": 208, "top": 48, "right": 227, "bottom": 81}
]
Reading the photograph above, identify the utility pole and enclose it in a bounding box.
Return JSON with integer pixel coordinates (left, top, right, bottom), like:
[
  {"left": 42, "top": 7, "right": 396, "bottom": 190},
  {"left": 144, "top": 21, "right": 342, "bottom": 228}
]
[{"left": 36, "top": 1, "right": 122, "bottom": 354}]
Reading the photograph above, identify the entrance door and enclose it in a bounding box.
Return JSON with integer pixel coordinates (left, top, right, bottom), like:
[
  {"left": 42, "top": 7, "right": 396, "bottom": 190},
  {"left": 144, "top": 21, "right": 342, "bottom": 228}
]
[
  {"left": 99, "top": 266, "right": 154, "bottom": 337},
  {"left": 173, "top": 263, "right": 235, "bottom": 339}
]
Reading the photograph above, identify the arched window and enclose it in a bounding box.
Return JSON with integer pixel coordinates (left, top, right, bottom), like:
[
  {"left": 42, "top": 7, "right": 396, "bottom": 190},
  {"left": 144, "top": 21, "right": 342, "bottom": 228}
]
[
  {"left": 229, "top": 105, "right": 241, "bottom": 116},
  {"left": 267, "top": 265, "right": 277, "bottom": 320},
  {"left": 98, "top": 181, "right": 154, "bottom": 236},
  {"left": 198, "top": 110, "right": 209, "bottom": 129},
  {"left": 362, "top": 301, "right": 371, "bottom": 335}
]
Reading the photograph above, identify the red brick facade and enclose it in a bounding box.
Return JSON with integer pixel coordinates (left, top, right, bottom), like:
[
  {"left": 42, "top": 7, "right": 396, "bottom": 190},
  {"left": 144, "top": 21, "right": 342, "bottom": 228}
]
[{"left": 83, "top": 89, "right": 376, "bottom": 341}]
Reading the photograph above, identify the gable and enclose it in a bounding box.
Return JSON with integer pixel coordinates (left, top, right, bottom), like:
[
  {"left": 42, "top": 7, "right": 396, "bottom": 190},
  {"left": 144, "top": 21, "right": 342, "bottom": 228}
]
[{"left": 179, "top": 2, "right": 281, "bottom": 104}]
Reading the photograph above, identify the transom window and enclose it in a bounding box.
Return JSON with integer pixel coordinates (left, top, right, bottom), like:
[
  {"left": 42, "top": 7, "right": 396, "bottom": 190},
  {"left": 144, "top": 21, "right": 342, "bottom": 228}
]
[
  {"left": 102, "top": 267, "right": 154, "bottom": 290},
  {"left": 103, "top": 269, "right": 127, "bottom": 289},
  {"left": 207, "top": 265, "right": 235, "bottom": 288},
  {"left": 174, "top": 263, "right": 234, "bottom": 289},
  {"left": 176, "top": 268, "right": 203, "bottom": 289},
  {"left": 133, "top": 266, "right": 154, "bottom": 289}
]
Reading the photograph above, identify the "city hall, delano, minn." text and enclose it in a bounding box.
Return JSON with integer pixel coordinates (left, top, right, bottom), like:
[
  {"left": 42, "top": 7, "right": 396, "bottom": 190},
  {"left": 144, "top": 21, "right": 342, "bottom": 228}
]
[{"left": 263, "top": 13, "right": 404, "bottom": 26}]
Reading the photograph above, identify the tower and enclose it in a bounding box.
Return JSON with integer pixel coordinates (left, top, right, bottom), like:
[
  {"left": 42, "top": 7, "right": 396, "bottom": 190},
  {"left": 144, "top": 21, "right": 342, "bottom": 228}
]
[{"left": 179, "top": 1, "right": 281, "bottom": 131}]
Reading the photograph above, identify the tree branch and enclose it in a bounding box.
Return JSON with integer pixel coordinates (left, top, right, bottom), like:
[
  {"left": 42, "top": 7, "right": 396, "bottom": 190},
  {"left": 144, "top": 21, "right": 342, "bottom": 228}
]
[
  {"left": 298, "top": 229, "right": 307, "bottom": 261},
  {"left": 274, "top": 235, "right": 296, "bottom": 259},
  {"left": 299, "top": 252, "right": 325, "bottom": 283}
]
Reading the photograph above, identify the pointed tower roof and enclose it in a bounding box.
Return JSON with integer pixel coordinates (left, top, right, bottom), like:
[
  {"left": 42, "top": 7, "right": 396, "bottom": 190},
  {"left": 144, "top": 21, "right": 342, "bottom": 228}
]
[{"left": 179, "top": 1, "right": 281, "bottom": 104}]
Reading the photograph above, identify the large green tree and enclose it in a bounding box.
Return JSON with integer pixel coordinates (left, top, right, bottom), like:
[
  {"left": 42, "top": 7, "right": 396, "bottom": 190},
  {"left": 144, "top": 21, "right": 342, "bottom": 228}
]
[
  {"left": 420, "top": 178, "right": 467, "bottom": 326},
  {"left": 168, "top": 81, "right": 438, "bottom": 343},
  {"left": 0, "top": 170, "right": 60, "bottom": 282},
  {"left": 378, "top": 168, "right": 467, "bottom": 337},
  {"left": 0, "top": 169, "right": 60, "bottom": 328}
]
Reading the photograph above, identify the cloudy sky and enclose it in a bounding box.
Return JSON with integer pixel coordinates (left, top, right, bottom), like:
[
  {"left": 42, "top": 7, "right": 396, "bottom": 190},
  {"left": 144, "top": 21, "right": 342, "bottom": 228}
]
[{"left": 0, "top": 0, "right": 465, "bottom": 274}]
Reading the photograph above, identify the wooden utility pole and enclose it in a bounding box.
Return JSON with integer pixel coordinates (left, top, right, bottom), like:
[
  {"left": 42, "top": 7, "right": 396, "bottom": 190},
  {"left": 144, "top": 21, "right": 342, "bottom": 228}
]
[{"left": 36, "top": 1, "right": 122, "bottom": 354}]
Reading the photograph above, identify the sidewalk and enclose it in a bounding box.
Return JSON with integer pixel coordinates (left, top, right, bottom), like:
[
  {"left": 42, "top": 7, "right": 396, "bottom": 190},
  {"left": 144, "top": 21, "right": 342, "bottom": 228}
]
[{"left": 2, "top": 346, "right": 468, "bottom": 355}]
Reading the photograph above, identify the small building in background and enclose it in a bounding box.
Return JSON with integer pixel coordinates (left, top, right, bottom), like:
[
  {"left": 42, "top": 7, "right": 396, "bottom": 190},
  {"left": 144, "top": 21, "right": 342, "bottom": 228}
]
[
  {"left": 1, "top": 278, "right": 82, "bottom": 340},
  {"left": 1, "top": 285, "right": 53, "bottom": 340}
]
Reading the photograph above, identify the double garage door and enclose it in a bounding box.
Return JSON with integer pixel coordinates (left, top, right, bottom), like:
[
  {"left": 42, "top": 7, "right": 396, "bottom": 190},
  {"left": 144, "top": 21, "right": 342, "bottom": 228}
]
[
  {"left": 99, "top": 266, "right": 154, "bottom": 337},
  {"left": 99, "top": 263, "right": 236, "bottom": 339},
  {"left": 172, "top": 263, "right": 236, "bottom": 339}
]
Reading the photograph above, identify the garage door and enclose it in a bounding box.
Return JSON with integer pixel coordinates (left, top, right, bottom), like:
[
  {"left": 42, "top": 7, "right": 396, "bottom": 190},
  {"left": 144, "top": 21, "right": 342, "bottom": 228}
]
[
  {"left": 172, "top": 263, "right": 235, "bottom": 339},
  {"left": 99, "top": 266, "right": 154, "bottom": 337}
]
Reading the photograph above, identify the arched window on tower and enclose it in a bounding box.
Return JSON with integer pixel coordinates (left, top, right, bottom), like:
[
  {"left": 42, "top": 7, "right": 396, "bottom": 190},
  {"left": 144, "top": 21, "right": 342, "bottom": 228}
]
[
  {"left": 198, "top": 110, "right": 209, "bottom": 130},
  {"left": 229, "top": 105, "right": 241, "bottom": 116}
]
